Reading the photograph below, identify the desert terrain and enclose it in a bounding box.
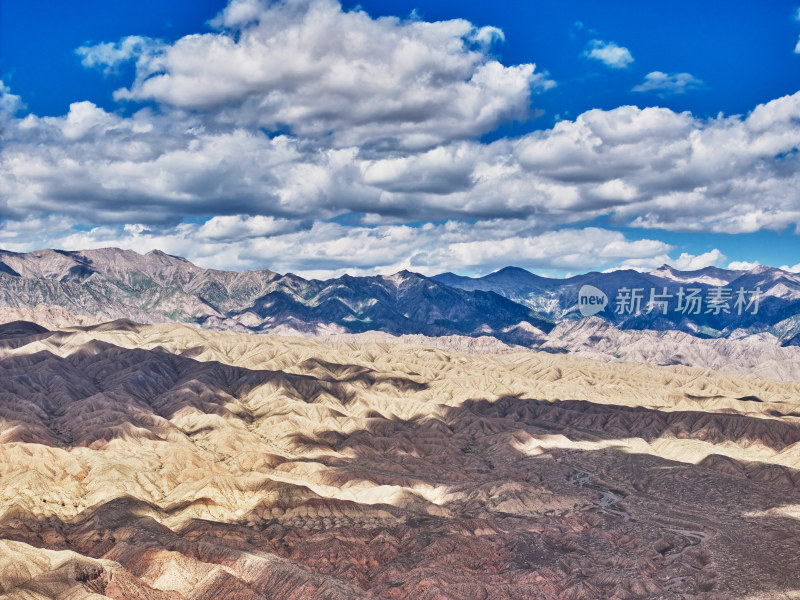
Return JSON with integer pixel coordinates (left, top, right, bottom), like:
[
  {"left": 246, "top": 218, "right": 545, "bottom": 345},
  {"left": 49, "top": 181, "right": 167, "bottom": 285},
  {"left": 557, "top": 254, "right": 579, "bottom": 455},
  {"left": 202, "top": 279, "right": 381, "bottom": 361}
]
[{"left": 1, "top": 319, "right": 799, "bottom": 599}]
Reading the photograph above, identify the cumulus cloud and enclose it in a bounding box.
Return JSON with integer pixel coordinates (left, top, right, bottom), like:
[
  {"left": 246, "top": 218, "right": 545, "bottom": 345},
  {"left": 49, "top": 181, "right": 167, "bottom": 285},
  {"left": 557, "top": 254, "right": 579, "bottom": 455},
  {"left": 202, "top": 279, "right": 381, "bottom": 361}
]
[
  {"left": 0, "top": 82, "right": 23, "bottom": 117},
  {"left": 632, "top": 71, "right": 703, "bottom": 96},
  {"left": 672, "top": 249, "right": 726, "bottom": 270},
  {"left": 0, "top": 216, "right": 682, "bottom": 277},
  {"left": 795, "top": 35, "right": 800, "bottom": 54},
  {"left": 81, "top": 0, "right": 552, "bottom": 151},
  {"left": 615, "top": 249, "right": 726, "bottom": 272},
  {"left": 729, "top": 260, "right": 759, "bottom": 270},
  {"left": 782, "top": 261, "right": 800, "bottom": 272},
  {"left": 76, "top": 36, "right": 160, "bottom": 75},
  {"left": 1, "top": 0, "right": 800, "bottom": 275},
  {"left": 437, "top": 227, "right": 671, "bottom": 273},
  {"left": 583, "top": 39, "right": 634, "bottom": 68},
  {"left": 1, "top": 101, "right": 375, "bottom": 224},
  {"left": 195, "top": 215, "right": 305, "bottom": 240},
  {"left": 4, "top": 88, "right": 800, "bottom": 238}
]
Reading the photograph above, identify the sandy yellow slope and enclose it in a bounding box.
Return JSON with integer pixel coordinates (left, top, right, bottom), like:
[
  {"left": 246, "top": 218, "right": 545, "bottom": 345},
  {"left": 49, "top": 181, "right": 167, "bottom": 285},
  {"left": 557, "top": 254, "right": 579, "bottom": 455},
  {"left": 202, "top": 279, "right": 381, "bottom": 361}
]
[{"left": 1, "top": 319, "right": 799, "bottom": 599}]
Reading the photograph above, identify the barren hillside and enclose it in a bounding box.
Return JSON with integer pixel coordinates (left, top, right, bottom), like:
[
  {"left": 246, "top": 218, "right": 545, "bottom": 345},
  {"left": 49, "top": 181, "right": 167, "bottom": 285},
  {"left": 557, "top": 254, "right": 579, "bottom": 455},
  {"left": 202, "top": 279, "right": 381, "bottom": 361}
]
[{"left": 1, "top": 320, "right": 799, "bottom": 599}]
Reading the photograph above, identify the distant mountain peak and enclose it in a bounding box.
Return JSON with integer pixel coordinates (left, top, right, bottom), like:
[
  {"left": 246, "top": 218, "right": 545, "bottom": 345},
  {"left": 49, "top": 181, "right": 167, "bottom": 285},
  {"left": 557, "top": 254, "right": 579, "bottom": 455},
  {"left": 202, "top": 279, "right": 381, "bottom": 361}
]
[
  {"left": 649, "top": 263, "right": 744, "bottom": 286},
  {"left": 749, "top": 264, "right": 778, "bottom": 275},
  {"left": 653, "top": 263, "right": 678, "bottom": 274},
  {"left": 493, "top": 266, "right": 534, "bottom": 276},
  {"left": 383, "top": 269, "right": 424, "bottom": 285}
]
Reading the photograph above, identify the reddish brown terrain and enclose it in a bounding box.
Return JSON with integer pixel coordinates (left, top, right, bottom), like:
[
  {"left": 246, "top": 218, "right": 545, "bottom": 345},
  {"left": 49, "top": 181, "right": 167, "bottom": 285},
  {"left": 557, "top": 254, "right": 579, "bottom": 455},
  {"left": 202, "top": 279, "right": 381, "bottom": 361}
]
[{"left": 1, "top": 319, "right": 800, "bottom": 599}]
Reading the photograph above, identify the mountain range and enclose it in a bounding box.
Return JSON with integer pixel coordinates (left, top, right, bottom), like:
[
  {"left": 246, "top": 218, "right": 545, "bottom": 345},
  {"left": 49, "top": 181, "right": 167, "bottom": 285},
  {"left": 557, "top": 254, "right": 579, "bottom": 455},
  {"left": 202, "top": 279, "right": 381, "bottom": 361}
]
[
  {"left": 435, "top": 264, "right": 800, "bottom": 342},
  {"left": 1, "top": 247, "right": 799, "bottom": 348},
  {"left": 0, "top": 248, "right": 551, "bottom": 344}
]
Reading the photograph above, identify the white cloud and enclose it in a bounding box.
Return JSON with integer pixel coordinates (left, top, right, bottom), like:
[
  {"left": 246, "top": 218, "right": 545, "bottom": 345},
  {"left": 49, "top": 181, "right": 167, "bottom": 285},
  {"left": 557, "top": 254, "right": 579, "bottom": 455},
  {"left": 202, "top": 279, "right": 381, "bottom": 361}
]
[
  {"left": 76, "top": 36, "right": 160, "bottom": 75},
  {"left": 2, "top": 0, "right": 800, "bottom": 275},
  {"left": 584, "top": 39, "right": 634, "bottom": 68},
  {"left": 209, "top": 0, "right": 264, "bottom": 28},
  {"left": 632, "top": 71, "right": 703, "bottom": 96},
  {"left": 615, "top": 249, "right": 725, "bottom": 273},
  {"left": 795, "top": 35, "right": 800, "bottom": 54},
  {"left": 81, "top": 0, "right": 552, "bottom": 151},
  {"left": 1, "top": 101, "right": 374, "bottom": 224},
  {"left": 439, "top": 227, "right": 670, "bottom": 272},
  {"left": 196, "top": 215, "right": 302, "bottom": 240},
  {"left": 0, "top": 81, "right": 23, "bottom": 117},
  {"left": 470, "top": 25, "right": 505, "bottom": 47},
  {"left": 782, "top": 262, "right": 800, "bottom": 272},
  {"left": 729, "top": 260, "right": 759, "bottom": 270},
  {"left": 0, "top": 217, "right": 679, "bottom": 277},
  {"left": 672, "top": 249, "right": 726, "bottom": 270},
  {"left": 4, "top": 90, "right": 800, "bottom": 237},
  {"left": 46, "top": 101, "right": 121, "bottom": 140}
]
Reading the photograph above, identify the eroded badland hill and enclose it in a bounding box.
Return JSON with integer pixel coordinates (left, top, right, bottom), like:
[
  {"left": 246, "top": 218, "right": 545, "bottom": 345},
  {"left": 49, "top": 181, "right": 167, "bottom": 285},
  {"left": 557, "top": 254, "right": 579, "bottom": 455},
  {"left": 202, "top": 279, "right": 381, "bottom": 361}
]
[{"left": 1, "top": 320, "right": 799, "bottom": 599}]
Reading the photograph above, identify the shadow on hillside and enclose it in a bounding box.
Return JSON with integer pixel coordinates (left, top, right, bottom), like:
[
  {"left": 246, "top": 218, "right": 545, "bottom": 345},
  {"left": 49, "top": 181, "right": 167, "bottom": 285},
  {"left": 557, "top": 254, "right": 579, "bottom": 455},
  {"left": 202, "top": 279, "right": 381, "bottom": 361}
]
[
  {"left": 3, "top": 414, "right": 800, "bottom": 598},
  {"left": 279, "top": 397, "right": 800, "bottom": 596},
  {"left": 2, "top": 320, "right": 800, "bottom": 596},
  {"left": 0, "top": 321, "right": 428, "bottom": 448}
]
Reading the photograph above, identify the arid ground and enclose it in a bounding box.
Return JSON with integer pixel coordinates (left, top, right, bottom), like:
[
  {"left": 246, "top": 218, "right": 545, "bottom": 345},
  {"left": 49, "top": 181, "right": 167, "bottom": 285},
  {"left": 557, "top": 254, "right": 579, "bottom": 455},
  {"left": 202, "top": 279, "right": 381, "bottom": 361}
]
[{"left": 1, "top": 319, "right": 799, "bottom": 599}]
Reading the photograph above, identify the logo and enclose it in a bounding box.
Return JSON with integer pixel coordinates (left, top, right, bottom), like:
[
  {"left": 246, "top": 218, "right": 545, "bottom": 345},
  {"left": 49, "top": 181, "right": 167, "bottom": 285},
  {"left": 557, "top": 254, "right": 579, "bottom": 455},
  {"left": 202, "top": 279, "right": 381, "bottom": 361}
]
[{"left": 578, "top": 285, "right": 608, "bottom": 317}]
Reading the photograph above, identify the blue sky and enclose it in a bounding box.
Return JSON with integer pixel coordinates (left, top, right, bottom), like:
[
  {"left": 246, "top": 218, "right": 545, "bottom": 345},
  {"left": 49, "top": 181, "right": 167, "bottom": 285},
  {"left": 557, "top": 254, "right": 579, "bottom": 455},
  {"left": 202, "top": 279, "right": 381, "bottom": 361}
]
[
  {"left": 1, "top": 0, "right": 799, "bottom": 277},
  {"left": 5, "top": 1, "right": 800, "bottom": 125}
]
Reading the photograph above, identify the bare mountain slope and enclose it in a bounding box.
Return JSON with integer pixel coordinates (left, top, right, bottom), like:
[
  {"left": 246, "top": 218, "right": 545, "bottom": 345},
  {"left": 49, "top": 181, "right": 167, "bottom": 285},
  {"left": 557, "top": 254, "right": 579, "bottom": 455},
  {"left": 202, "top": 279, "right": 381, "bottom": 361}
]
[
  {"left": 541, "top": 317, "right": 800, "bottom": 381},
  {"left": 310, "top": 317, "right": 800, "bottom": 381},
  {"left": 4, "top": 247, "right": 800, "bottom": 357},
  {"left": 435, "top": 263, "right": 800, "bottom": 342},
  {"left": 0, "top": 248, "right": 552, "bottom": 341},
  {"left": 1, "top": 320, "right": 800, "bottom": 598}
]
